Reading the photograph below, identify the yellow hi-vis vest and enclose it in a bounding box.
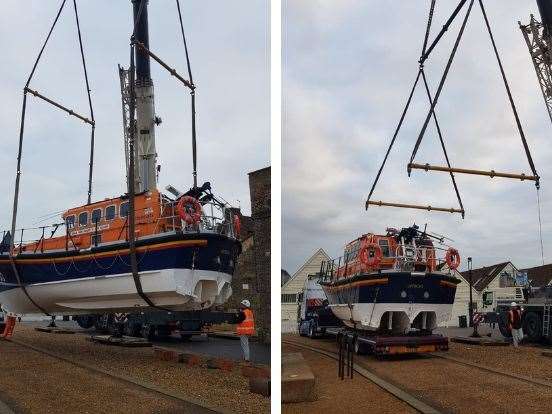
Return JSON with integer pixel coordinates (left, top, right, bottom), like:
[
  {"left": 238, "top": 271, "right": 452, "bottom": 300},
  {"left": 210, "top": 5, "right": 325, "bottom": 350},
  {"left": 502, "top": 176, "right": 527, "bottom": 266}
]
[{"left": 237, "top": 308, "right": 255, "bottom": 336}]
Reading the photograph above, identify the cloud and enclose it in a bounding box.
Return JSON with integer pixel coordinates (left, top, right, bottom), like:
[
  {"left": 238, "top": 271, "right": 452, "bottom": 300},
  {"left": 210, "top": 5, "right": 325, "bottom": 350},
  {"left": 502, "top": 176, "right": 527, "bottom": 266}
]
[{"left": 283, "top": 1, "right": 551, "bottom": 274}]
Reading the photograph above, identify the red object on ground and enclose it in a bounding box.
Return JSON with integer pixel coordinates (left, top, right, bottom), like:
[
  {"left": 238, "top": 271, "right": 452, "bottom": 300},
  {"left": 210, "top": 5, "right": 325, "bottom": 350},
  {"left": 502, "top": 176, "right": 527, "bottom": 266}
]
[{"left": 0, "top": 316, "right": 16, "bottom": 338}]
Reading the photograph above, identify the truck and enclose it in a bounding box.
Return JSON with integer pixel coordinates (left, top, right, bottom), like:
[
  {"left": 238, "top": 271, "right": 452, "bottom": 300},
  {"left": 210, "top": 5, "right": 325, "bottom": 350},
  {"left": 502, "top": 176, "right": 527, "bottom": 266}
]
[
  {"left": 73, "top": 308, "right": 239, "bottom": 341},
  {"left": 495, "top": 286, "right": 552, "bottom": 343},
  {"left": 297, "top": 273, "right": 342, "bottom": 338}
]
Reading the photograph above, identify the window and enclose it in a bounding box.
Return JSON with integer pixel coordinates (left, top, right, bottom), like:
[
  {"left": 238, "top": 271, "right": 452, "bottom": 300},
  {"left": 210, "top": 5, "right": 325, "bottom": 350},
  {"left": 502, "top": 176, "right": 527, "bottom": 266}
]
[
  {"left": 482, "top": 291, "right": 494, "bottom": 306},
  {"left": 66, "top": 215, "right": 75, "bottom": 229},
  {"left": 91, "top": 233, "right": 102, "bottom": 247},
  {"left": 91, "top": 208, "right": 102, "bottom": 224},
  {"left": 78, "top": 212, "right": 88, "bottom": 227},
  {"left": 120, "top": 202, "right": 129, "bottom": 218},
  {"left": 281, "top": 293, "right": 297, "bottom": 303},
  {"left": 105, "top": 205, "right": 116, "bottom": 220},
  {"left": 378, "top": 239, "right": 390, "bottom": 257}
]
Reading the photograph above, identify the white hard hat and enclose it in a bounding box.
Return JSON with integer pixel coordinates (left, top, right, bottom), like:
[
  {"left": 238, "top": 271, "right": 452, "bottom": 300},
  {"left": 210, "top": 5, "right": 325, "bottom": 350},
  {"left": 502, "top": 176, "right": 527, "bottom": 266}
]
[
  {"left": 511, "top": 302, "right": 517, "bottom": 307},
  {"left": 240, "top": 299, "right": 251, "bottom": 308}
]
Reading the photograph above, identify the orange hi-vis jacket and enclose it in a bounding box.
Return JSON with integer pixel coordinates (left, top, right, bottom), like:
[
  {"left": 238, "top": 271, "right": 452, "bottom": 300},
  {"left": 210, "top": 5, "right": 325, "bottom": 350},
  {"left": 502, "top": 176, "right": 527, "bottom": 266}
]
[{"left": 237, "top": 308, "right": 255, "bottom": 336}]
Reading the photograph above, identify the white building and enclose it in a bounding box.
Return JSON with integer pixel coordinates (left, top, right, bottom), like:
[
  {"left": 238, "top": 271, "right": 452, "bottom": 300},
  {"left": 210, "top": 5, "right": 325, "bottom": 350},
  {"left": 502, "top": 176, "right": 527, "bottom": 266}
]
[
  {"left": 447, "top": 261, "right": 520, "bottom": 326},
  {"left": 281, "top": 248, "right": 329, "bottom": 333}
]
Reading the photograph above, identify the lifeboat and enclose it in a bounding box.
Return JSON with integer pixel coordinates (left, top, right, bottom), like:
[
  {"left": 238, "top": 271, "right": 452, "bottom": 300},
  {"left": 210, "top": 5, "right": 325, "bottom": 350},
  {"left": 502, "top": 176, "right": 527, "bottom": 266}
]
[
  {"left": 0, "top": 185, "right": 240, "bottom": 315},
  {"left": 319, "top": 225, "right": 461, "bottom": 333},
  {"left": 0, "top": 1, "right": 241, "bottom": 317}
]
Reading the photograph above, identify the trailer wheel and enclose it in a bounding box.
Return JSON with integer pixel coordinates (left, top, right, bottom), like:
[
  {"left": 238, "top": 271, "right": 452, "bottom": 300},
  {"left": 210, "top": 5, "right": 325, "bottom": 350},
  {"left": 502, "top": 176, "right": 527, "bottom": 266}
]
[
  {"left": 141, "top": 324, "right": 155, "bottom": 341},
  {"left": 354, "top": 340, "right": 365, "bottom": 355},
  {"left": 522, "top": 312, "right": 542, "bottom": 342},
  {"left": 308, "top": 322, "right": 317, "bottom": 339},
  {"left": 498, "top": 312, "right": 512, "bottom": 338},
  {"left": 124, "top": 322, "right": 142, "bottom": 337}
]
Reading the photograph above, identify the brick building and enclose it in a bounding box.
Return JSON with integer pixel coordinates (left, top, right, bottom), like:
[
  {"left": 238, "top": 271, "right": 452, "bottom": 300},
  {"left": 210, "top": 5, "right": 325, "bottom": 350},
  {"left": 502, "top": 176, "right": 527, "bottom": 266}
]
[{"left": 228, "top": 166, "right": 271, "bottom": 343}]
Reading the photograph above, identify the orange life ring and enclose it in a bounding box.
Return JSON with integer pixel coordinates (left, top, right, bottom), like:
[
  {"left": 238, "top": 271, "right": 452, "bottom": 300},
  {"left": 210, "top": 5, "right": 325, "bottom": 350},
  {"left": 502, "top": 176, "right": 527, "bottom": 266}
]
[
  {"left": 359, "top": 243, "right": 383, "bottom": 267},
  {"left": 233, "top": 214, "right": 241, "bottom": 237},
  {"left": 176, "top": 196, "right": 202, "bottom": 225},
  {"left": 445, "top": 248, "right": 461, "bottom": 270}
]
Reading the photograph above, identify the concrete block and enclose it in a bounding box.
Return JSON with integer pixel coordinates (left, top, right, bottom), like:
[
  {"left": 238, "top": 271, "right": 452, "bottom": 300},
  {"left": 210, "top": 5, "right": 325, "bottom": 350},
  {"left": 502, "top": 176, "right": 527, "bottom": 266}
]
[
  {"left": 180, "top": 352, "right": 202, "bottom": 367},
  {"left": 249, "top": 377, "right": 270, "bottom": 397},
  {"left": 241, "top": 364, "right": 270, "bottom": 379},
  {"left": 281, "top": 352, "right": 315, "bottom": 403}
]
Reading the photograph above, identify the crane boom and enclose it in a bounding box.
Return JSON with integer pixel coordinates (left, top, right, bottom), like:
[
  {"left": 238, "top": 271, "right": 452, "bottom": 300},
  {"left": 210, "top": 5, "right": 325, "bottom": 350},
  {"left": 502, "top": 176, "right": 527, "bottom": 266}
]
[{"left": 520, "top": 0, "right": 552, "bottom": 125}]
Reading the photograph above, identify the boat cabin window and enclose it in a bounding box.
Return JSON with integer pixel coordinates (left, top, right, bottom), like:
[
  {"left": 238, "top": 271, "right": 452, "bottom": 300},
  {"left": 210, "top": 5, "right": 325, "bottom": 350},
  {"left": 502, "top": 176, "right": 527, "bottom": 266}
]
[
  {"left": 65, "top": 215, "right": 75, "bottom": 229},
  {"left": 91, "top": 208, "right": 102, "bottom": 224},
  {"left": 78, "top": 212, "right": 88, "bottom": 227},
  {"left": 378, "top": 239, "right": 390, "bottom": 257},
  {"left": 120, "top": 202, "right": 129, "bottom": 218},
  {"left": 105, "top": 205, "right": 116, "bottom": 220}
]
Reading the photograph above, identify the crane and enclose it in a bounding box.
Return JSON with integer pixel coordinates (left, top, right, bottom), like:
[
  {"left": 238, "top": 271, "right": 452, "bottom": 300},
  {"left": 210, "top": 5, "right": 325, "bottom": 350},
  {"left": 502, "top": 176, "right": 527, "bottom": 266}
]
[{"left": 520, "top": 0, "right": 552, "bottom": 125}]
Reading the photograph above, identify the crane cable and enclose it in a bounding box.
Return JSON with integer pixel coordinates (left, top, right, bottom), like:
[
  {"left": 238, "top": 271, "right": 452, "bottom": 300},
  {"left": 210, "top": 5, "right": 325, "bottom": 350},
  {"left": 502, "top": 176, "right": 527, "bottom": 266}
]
[
  {"left": 537, "top": 189, "right": 545, "bottom": 266},
  {"left": 176, "top": 0, "right": 198, "bottom": 188},
  {"left": 366, "top": 0, "right": 469, "bottom": 215}
]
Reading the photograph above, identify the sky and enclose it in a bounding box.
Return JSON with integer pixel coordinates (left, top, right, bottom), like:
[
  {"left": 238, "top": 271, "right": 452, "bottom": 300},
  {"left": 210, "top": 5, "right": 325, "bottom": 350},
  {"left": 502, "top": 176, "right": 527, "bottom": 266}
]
[
  {"left": 0, "top": 0, "right": 269, "bottom": 242},
  {"left": 283, "top": 0, "right": 552, "bottom": 274}
]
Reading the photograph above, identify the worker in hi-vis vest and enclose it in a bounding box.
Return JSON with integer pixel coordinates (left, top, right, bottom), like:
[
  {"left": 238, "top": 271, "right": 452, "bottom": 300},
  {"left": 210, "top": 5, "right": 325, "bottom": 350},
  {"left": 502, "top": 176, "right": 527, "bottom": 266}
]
[
  {"left": 508, "top": 302, "right": 524, "bottom": 347},
  {"left": 236, "top": 299, "right": 255, "bottom": 362}
]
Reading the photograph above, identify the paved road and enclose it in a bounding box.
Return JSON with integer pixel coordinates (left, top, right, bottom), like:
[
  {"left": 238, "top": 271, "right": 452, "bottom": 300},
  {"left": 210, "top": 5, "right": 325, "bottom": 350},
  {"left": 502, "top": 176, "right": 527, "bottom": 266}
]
[{"left": 24, "top": 321, "right": 270, "bottom": 365}]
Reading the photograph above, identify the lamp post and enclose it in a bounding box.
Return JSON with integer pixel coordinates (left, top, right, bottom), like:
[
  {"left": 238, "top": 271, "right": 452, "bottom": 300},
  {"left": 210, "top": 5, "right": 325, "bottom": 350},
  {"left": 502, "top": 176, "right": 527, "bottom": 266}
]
[
  {"left": 468, "top": 257, "right": 473, "bottom": 328},
  {"left": 467, "top": 257, "right": 481, "bottom": 338}
]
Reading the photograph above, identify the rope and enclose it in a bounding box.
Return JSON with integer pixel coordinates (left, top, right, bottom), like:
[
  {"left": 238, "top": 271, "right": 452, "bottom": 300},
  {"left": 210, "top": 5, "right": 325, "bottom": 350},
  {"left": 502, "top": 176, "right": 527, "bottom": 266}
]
[
  {"left": 421, "top": 0, "right": 437, "bottom": 58},
  {"left": 409, "top": 0, "right": 475, "bottom": 166},
  {"left": 365, "top": 69, "right": 422, "bottom": 208},
  {"left": 478, "top": 0, "right": 539, "bottom": 187},
  {"left": 419, "top": 0, "right": 468, "bottom": 65},
  {"left": 537, "top": 189, "right": 545, "bottom": 266},
  {"left": 73, "top": 0, "right": 96, "bottom": 205},
  {"left": 175, "top": 0, "right": 198, "bottom": 188},
  {"left": 420, "top": 69, "right": 465, "bottom": 216}
]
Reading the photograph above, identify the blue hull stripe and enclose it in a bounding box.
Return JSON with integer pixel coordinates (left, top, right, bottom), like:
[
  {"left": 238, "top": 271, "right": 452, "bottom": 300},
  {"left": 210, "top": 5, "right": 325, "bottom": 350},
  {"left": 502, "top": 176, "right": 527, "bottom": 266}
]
[{"left": 0, "top": 233, "right": 239, "bottom": 292}]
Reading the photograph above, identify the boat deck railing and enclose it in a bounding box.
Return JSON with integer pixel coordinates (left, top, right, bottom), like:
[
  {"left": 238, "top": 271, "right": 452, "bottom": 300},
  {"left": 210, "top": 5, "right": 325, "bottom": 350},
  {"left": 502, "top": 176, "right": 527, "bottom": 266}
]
[
  {"left": 0, "top": 200, "right": 237, "bottom": 256},
  {"left": 319, "top": 244, "right": 450, "bottom": 282}
]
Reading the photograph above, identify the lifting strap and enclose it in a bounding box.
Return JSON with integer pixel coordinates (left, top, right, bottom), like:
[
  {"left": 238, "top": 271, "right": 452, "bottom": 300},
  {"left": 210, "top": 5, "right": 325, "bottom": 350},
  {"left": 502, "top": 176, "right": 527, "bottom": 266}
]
[{"left": 366, "top": 0, "right": 469, "bottom": 216}]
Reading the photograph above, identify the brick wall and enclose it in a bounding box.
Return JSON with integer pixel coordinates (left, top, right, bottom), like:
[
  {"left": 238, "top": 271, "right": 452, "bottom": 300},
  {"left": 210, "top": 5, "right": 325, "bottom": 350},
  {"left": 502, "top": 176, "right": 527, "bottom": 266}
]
[{"left": 227, "top": 166, "right": 271, "bottom": 343}]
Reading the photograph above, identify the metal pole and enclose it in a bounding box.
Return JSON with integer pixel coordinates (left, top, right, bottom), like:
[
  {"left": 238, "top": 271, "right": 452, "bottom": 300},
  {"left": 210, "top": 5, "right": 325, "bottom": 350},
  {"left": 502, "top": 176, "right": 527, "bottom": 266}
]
[
  {"left": 468, "top": 257, "right": 473, "bottom": 328},
  {"left": 408, "top": 163, "right": 538, "bottom": 182}
]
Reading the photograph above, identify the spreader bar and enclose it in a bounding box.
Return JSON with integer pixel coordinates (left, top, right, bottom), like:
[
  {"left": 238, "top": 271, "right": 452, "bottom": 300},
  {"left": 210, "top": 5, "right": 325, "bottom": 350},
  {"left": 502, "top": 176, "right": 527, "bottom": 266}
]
[
  {"left": 134, "top": 41, "right": 194, "bottom": 90},
  {"left": 367, "top": 200, "right": 464, "bottom": 215},
  {"left": 25, "top": 87, "right": 94, "bottom": 126},
  {"left": 408, "top": 163, "right": 538, "bottom": 182}
]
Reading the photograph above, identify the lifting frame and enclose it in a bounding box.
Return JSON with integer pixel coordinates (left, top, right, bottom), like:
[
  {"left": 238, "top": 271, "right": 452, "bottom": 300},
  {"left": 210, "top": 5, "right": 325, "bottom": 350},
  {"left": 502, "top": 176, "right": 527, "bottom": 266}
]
[{"left": 365, "top": 0, "right": 540, "bottom": 218}]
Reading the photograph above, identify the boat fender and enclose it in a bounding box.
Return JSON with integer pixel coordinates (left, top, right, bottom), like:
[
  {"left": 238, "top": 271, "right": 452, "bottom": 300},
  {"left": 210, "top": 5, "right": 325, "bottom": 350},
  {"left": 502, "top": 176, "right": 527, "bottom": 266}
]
[
  {"left": 359, "top": 243, "right": 382, "bottom": 267},
  {"left": 176, "top": 196, "right": 202, "bottom": 225},
  {"left": 445, "top": 248, "right": 461, "bottom": 270},
  {"left": 233, "top": 214, "right": 241, "bottom": 237}
]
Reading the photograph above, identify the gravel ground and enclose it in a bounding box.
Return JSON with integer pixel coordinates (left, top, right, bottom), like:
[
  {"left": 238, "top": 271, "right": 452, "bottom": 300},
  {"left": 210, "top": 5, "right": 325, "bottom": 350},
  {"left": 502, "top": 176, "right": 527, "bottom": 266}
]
[
  {"left": 284, "top": 334, "right": 552, "bottom": 413},
  {"left": 447, "top": 342, "right": 552, "bottom": 382},
  {"left": 0, "top": 340, "right": 204, "bottom": 414},
  {"left": 282, "top": 343, "right": 415, "bottom": 414},
  {"left": 3, "top": 326, "right": 269, "bottom": 414}
]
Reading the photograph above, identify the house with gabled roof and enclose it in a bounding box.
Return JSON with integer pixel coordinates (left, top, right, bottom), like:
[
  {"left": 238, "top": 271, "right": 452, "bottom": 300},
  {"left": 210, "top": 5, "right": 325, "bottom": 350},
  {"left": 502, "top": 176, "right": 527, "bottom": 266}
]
[
  {"left": 520, "top": 263, "right": 552, "bottom": 288},
  {"left": 281, "top": 248, "right": 330, "bottom": 333}
]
